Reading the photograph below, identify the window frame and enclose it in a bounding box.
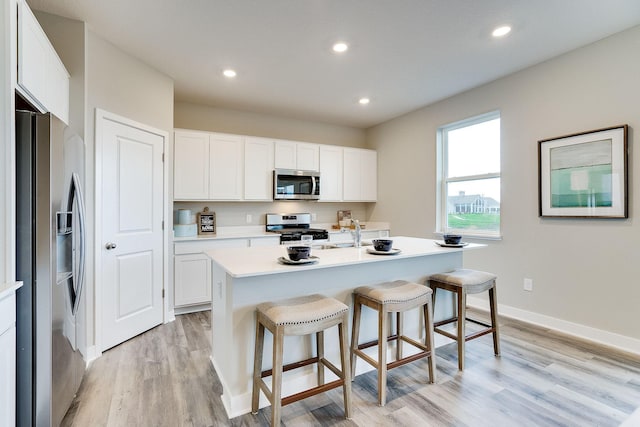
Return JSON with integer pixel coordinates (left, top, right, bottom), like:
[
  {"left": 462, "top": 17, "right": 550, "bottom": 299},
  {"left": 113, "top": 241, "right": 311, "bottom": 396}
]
[{"left": 437, "top": 110, "right": 501, "bottom": 239}]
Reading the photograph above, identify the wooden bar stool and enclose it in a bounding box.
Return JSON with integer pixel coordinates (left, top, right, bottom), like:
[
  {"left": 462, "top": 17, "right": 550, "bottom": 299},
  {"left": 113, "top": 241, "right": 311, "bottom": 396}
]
[
  {"left": 428, "top": 269, "right": 500, "bottom": 370},
  {"left": 252, "top": 294, "right": 352, "bottom": 426},
  {"left": 350, "top": 280, "right": 436, "bottom": 406}
]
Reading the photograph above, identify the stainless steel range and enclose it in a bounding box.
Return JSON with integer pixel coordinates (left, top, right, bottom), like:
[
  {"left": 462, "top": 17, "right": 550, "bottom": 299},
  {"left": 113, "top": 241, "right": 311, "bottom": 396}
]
[{"left": 266, "top": 213, "right": 328, "bottom": 243}]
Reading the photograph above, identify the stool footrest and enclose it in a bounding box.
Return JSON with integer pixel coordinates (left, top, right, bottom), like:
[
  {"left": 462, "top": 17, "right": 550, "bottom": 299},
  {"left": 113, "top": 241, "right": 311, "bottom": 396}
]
[
  {"left": 387, "top": 350, "right": 431, "bottom": 370},
  {"left": 281, "top": 379, "right": 344, "bottom": 407},
  {"left": 357, "top": 334, "right": 399, "bottom": 351},
  {"left": 261, "top": 356, "right": 319, "bottom": 378}
]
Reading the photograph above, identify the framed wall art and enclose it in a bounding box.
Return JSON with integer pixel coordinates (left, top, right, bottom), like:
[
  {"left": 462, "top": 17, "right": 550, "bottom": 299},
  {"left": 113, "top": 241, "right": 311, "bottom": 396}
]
[{"left": 538, "top": 125, "right": 628, "bottom": 218}]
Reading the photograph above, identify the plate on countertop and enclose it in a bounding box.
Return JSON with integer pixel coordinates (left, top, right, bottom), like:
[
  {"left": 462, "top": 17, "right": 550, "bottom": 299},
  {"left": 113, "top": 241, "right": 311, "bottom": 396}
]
[
  {"left": 278, "top": 256, "right": 319, "bottom": 265},
  {"left": 435, "top": 241, "right": 469, "bottom": 248},
  {"left": 366, "top": 248, "right": 402, "bottom": 255}
]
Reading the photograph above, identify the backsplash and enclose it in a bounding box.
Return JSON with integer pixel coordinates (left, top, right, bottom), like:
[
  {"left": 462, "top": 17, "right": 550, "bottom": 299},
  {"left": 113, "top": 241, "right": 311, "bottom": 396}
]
[{"left": 173, "top": 201, "right": 369, "bottom": 228}]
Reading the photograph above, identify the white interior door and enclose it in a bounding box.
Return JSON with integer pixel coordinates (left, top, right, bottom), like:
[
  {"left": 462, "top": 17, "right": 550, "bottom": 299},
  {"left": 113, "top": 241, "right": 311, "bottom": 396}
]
[{"left": 99, "top": 116, "right": 164, "bottom": 351}]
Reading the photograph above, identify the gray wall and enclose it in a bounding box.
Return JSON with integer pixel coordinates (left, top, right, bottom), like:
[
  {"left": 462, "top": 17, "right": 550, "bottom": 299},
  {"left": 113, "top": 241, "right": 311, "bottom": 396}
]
[
  {"left": 367, "top": 25, "right": 640, "bottom": 342},
  {"left": 35, "top": 17, "right": 175, "bottom": 352}
]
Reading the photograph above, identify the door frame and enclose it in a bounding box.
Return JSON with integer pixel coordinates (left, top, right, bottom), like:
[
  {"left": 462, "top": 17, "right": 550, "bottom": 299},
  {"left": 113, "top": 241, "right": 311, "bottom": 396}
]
[{"left": 93, "top": 108, "right": 170, "bottom": 356}]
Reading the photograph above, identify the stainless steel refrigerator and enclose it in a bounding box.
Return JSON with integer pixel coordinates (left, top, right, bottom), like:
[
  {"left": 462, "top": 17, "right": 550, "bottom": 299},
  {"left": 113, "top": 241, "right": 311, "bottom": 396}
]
[{"left": 15, "top": 107, "right": 87, "bottom": 427}]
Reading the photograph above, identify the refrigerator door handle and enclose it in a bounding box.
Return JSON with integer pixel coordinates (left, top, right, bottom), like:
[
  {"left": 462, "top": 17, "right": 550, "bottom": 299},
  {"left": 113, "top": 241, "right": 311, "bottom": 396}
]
[{"left": 69, "top": 172, "right": 86, "bottom": 315}]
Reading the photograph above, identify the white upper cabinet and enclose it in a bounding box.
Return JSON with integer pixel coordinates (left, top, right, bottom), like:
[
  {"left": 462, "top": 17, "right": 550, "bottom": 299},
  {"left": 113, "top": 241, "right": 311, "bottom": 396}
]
[
  {"left": 274, "top": 140, "right": 297, "bottom": 169},
  {"left": 274, "top": 140, "right": 319, "bottom": 171},
  {"left": 173, "top": 128, "right": 376, "bottom": 202},
  {"left": 343, "top": 148, "right": 377, "bottom": 202},
  {"left": 244, "top": 137, "right": 274, "bottom": 201},
  {"left": 174, "top": 130, "right": 210, "bottom": 200},
  {"left": 296, "top": 142, "right": 320, "bottom": 171},
  {"left": 17, "top": 0, "right": 70, "bottom": 123},
  {"left": 319, "top": 145, "right": 343, "bottom": 202},
  {"left": 209, "top": 133, "right": 243, "bottom": 200}
]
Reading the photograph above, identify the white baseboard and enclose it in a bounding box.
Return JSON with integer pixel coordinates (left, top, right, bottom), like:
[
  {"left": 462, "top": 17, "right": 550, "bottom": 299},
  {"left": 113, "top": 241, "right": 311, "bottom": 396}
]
[
  {"left": 84, "top": 345, "right": 100, "bottom": 366},
  {"left": 467, "top": 296, "right": 640, "bottom": 355}
]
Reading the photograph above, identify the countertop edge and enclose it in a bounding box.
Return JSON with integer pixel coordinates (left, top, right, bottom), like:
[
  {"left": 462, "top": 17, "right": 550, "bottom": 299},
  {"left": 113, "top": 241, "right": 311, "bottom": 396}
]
[{"left": 0, "top": 281, "right": 24, "bottom": 299}]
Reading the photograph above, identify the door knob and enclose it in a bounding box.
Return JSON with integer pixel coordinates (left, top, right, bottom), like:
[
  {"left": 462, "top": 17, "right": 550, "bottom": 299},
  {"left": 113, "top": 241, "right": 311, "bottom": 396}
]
[{"left": 105, "top": 242, "right": 117, "bottom": 250}]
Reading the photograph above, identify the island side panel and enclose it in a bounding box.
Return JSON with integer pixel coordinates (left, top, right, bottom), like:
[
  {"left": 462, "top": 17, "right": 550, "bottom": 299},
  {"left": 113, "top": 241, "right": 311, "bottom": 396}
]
[{"left": 211, "top": 250, "right": 461, "bottom": 418}]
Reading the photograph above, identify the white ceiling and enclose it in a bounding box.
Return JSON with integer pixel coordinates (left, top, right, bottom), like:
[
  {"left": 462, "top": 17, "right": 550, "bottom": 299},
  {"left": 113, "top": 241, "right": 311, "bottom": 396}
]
[{"left": 28, "top": 0, "right": 640, "bottom": 128}]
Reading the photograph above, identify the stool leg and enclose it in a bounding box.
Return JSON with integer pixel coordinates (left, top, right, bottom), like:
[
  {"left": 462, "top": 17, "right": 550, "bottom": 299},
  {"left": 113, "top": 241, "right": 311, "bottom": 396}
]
[
  {"left": 396, "top": 312, "right": 403, "bottom": 361},
  {"left": 317, "top": 330, "right": 325, "bottom": 385},
  {"left": 271, "top": 326, "right": 285, "bottom": 426},
  {"left": 378, "top": 304, "right": 388, "bottom": 406},
  {"left": 424, "top": 298, "right": 436, "bottom": 383},
  {"left": 251, "top": 317, "right": 265, "bottom": 414},
  {"left": 489, "top": 284, "right": 501, "bottom": 356},
  {"left": 457, "top": 289, "right": 466, "bottom": 371},
  {"left": 350, "top": 296, "right": 362, "bottom": 378},
  {"left": 338, "top": 313, "right": 352, "bottom": 419}
]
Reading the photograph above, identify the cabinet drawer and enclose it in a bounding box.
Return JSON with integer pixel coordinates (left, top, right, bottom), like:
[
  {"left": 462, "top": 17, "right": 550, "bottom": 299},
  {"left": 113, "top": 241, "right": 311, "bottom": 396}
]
[
  {"left": 0, "top": 293, "right": 16, "bottom": 335},
  {"left": 175, "top": 238, "right": 249, "bottom": 255}
]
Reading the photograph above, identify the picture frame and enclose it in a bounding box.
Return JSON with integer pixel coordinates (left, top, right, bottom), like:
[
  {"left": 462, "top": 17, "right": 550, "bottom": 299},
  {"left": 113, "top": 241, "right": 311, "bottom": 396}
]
[
  {"left": 538, "top": 125, "right": 628, "bottom": 218},
  {"left": 197, "top": 207, "right": 216, "bottom": 235}
]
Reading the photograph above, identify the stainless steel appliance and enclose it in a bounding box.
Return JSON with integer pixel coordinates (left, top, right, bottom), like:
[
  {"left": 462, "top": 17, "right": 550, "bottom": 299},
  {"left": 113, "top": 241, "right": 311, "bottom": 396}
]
[
  {"left": 15, "top": 107, "right": 87, "bottom": 427},
  {"left": 266, "top": 213, "right": 328, "bottom": 243},
  {"left": 273, "top": 169, "right": 320, "bottom": 200}
]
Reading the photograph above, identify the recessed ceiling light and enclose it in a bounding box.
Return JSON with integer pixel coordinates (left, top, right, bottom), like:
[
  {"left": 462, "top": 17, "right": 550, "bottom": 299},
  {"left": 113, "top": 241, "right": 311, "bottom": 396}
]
[
  {"left": 359, "top": 98, "right": 370, "bottom": 105},
  {"left": 223, "top": 69, "right": 237, "bottom": 78},
  {"left": 332, "top": 42, "right": 348, "bottom": 53},
  {"left": 492, "top": 26, "right": 511, "bottom": 37}
]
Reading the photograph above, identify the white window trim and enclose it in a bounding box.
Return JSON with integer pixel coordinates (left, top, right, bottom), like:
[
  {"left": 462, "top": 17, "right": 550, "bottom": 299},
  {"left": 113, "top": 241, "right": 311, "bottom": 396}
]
[{"left": 437, "top": 110, "right": 501, "bottom": 240}]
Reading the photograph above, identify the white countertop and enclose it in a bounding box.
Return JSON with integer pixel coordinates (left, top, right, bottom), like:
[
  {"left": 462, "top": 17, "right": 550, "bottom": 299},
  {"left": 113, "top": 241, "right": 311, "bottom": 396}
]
[
  {"left": 0, "top": 281, "right": 23, "bottom": 300},
  {"left": 205, "top": 236, "right": 483, "bottom": 278}
]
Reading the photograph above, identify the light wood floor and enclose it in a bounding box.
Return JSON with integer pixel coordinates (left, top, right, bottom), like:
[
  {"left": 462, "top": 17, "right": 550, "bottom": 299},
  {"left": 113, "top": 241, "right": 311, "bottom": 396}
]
[{"left": 62, "top": 310, "right": 640, "bottom": 426}]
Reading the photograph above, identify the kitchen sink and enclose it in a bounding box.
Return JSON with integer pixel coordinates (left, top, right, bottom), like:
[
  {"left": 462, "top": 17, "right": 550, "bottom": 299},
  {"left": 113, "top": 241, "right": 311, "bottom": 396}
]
[{"left": 315, "top": 241, "right": 373, "bottom": 249}]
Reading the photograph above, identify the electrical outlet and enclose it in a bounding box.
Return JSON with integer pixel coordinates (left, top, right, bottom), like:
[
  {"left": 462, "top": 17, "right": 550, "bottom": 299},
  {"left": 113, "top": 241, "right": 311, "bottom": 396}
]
[
  {"left": 524, "top": 278, "right": 533, "bottom": 292},
  {"left": 246, "top": 214, "right": 252, "bottom": 224}
]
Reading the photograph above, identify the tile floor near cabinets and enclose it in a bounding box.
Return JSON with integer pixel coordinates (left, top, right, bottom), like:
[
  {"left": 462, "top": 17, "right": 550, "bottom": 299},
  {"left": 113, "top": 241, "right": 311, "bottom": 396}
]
[{"left": 63, "top": 311, "right": 640, "bottom": 426}]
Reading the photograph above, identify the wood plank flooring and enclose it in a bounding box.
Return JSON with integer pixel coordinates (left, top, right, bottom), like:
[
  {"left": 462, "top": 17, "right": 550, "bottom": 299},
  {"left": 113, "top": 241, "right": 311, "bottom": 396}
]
[{"left": 62, "top": 310, "right": 640, "bottom": 426}]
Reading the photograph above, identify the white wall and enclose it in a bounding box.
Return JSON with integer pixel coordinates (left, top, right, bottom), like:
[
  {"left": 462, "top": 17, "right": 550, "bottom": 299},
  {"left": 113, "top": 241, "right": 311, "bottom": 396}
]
[{"left": 367, "top": 25, "right": 640, "bottom": 346}]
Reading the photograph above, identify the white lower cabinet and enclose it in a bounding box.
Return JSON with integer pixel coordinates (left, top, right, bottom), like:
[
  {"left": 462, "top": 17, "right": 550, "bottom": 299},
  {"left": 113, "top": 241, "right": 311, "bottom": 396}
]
[
  {"left": 0, "top": 290, "right": 18, "bottom": 427},
  {"left": 174, "top": 236, "right": 279, "bottom": 310},
  {"left": 174, "top": 253, "right": 212, "bottom": 307}
]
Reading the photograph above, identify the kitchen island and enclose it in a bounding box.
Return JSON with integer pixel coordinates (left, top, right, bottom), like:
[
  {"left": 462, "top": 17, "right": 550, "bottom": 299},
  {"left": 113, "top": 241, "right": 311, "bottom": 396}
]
[{"left": 205, "top": 236, "right": 483, "bottom": 418}]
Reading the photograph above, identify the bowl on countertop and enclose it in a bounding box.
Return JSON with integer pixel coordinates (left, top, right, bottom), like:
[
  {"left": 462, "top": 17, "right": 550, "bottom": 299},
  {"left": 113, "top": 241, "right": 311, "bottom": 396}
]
[
  {"left": 372, "top": 239, "right": 393, "bottom": 252},
  {"left": 287, "top": 245, "right": 311, "bottom": 261},
  {"left": 443, "top": 234, "right": 462, "bottom": 245}
]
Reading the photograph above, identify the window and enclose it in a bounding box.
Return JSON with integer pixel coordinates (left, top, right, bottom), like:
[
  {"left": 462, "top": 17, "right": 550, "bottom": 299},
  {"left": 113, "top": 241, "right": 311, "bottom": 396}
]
[{"left": 438, "top": 111, "right": 501, "bottom": 238}]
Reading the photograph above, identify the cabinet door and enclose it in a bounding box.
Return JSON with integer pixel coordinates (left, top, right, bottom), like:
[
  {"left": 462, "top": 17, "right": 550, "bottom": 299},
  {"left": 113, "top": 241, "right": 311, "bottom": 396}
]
[
  {"left": 17, "top": 0, "right": 69, "bottom": 123},
  {"left": 297, "top": 142, "right": 320, "bottom": 171},
  {"left": 343, "top": 148, "right": 377, "bottom": 201},
  {"left": 174, "top": 131, "right": 210, "bottom": 200},
  {"left": 174, "top": 254, "right": 211, "bottom": 307},
  {"left": 319, "top": 145, "right": 343, "bottom": 201},
  {"left": 0, "top": 328, "right": 16, "bottom": 427},
  {"left": 244, "top": 137, "right": 274, "bottom": 200},
  {"left": 209, "top": 133, "right": 243, "bottom": 200},
  {"left": 360, "top": 149, "right": 377, "bottom": 201},
  {"left": 274, "top": 140, "right": 297, "bottom": 169},
  {"left": 342, "top": 148, "right": 362, "bottom": 201}
]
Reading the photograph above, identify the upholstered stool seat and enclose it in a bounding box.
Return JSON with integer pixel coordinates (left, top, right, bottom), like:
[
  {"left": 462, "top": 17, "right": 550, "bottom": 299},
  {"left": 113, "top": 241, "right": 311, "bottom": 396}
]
[
  {"left": 351, "top": 280, "right": 436, "bottom": 406},
  {"left": 428, "top": 269, "right": 500, "bottom": 370},
  {"left": 252, "top": 294, "right": 352, "bottom": 426}
]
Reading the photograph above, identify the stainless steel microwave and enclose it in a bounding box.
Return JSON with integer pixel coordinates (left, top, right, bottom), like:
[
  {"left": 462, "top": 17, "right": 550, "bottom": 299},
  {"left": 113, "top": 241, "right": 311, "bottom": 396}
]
[{"left": 273, "top": 169, "right": 320, "bottom": 200}]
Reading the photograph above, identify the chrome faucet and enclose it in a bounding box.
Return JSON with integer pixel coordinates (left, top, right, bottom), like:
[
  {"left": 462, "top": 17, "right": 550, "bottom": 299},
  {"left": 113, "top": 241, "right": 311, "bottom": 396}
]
[{"left": 352, "top": 219, "right": 362, "bottom": 248}]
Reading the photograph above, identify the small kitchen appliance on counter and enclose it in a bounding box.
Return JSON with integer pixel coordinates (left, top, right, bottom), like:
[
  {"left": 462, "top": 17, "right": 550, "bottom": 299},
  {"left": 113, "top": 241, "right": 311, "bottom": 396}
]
[
  {"left": 173, "top": 209, "right": 197, "bottom": 237},
  {"left": 266, "top": 213, "right": 328, "bottom": 243}
]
